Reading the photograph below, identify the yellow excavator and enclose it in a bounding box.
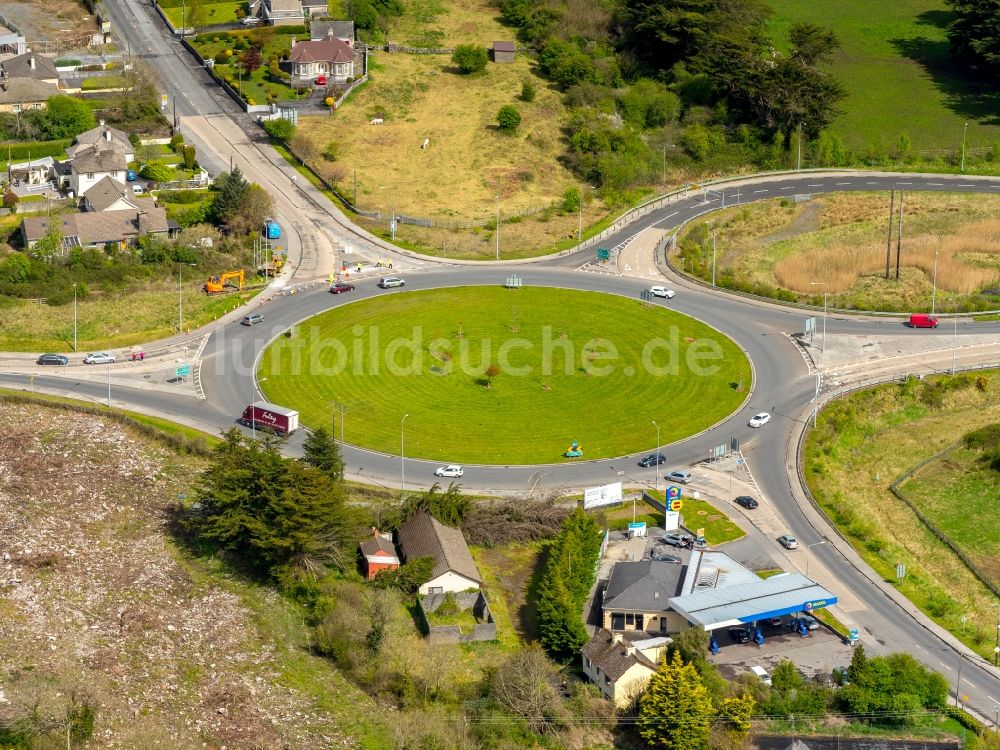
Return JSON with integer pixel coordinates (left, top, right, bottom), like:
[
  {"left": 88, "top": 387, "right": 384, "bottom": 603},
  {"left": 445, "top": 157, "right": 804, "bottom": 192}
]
[{"left": 203, "top": 270, "right": 245, "bottom": 295}]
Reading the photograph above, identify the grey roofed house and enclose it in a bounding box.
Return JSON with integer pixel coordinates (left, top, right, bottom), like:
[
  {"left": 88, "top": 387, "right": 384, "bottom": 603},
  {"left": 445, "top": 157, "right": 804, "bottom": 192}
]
[
  {"left": 21, "top": 206, "right": 169, "bottom": 249},
  {"left": 82, "top": 175, "right": 136, "bottom": 212},
  {"left": 70, "top": 146, "right": 128, "bottom": 175},
  {"left": 0, "top": 77, "right": 60, "bottom": 107},
  {"left": 397, "top": 510, "right": 482, "bottom": 592},
  {"left": 67, "top": 121, "right": 133, "bottom": 158},
  {"left": 603, "top": 560, "right": 686, "bottom": 611},
  {"left": 359, "top": 534, "right": 399, "bottom": 561},
  {"left": 309, "top": 19, "right": 355, "bottom": 43},
  {"left": 0, "top": 52, "right": 59, "bottom": 83},
  {"left": 582, "top": 629, "right": 663, "bottom": 682}
]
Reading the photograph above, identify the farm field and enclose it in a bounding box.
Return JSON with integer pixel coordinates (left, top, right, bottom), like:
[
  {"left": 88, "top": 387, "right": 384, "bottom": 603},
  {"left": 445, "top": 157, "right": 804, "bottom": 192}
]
[
  {"left": 803, "top": 369, "right": 1000, "bottom": 659},
  {"left": 675, "top": 192, "right": 1000, "bottom": 311},
  {"left": 768, "top": 0, "right": 1000, "bottom": 154},
  {"left": 258, "top": 286, "right": 751, "bottom": 464}
]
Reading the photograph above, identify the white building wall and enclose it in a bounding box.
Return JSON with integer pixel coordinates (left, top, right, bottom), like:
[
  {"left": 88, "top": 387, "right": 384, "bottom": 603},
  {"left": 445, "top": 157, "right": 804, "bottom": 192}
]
[{"left": 418, "top": 570, "right": 480, "bottom": 596}]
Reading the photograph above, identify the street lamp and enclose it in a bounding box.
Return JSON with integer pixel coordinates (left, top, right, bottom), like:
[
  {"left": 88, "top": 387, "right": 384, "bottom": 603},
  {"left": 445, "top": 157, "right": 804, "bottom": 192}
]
[
  {"left": 952, "top": 301, "right": 958, "bottom": 376},
  {"left": 797, "top": 122, "right": 803, "bottom": 171},
  {"left": 712, "top": 228, "right": 717, "bottom": 286},
  {"left": 252, "top": 376, "right": 268, "bottom": 439},
  {"left": 107, "top": 329, "right": 119, "bottom": 407},
  {"left": 960, "top": 122, "right": 968, "bottom": 173},
  {"left": 805, "top": 540, "right": 827, "bottom": 578},
  {"left": 178, "top": 262, "right": 196, "bottom": 334},
  {"left": 652, "top": 420, "right": 660, "bottom": 494},
  {"left": 812, "top": 372, "right": 822, "bottom": 427},
  {"left": 73, "top": 282, "right": 78, "bottom": 352},
  {"left": 577, "top": 185, "right": 596, "bottom": 243},
  {"left": 495, "top": 195, "right": 500, "bottom": 261},
  {"left": 930, "top": 249, "right": 939, "bottom": 315},
  {"left": 400, "top": 413, "right": 409, "bottom": 498},
  {"left": 810, "top": 282, "right": 828, "bottom": 353}
]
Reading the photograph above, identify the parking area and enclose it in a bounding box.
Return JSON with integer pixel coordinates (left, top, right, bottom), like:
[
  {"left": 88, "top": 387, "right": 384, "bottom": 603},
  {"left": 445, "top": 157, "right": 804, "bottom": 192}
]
[{"left": 710, "top": 619, "right": 852, "bottom": 683}]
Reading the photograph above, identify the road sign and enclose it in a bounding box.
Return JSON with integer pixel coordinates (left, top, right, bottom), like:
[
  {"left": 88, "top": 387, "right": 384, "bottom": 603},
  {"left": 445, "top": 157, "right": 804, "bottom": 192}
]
[
  {"left": 849, "top": 628, "right": 859, "bottom": 643},
  {"left": 161, "top": 94, "right": 168, "bottom": 110},
  {"left": 732, "top": 437, "right": 740, "bottom": 452},
  {"left": 175, "top": 364, "right": 191, "bottom": 377},
  {"left": 895, "top": 563, "right": 906, "bottom": 580},
  {"left": 596, "top": 247, "right": 611, "bottom": 261}
]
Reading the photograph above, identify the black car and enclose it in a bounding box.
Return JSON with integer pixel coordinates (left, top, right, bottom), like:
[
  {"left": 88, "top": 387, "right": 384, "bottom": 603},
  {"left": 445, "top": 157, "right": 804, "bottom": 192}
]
[
  {"left": 329, "top": 282, "right": 355, "bottom": 294},
  {"left": 638, "top": 453, "right": 666, "bottom": 467},
  {"left": 37, "top": 353, "right": 69, "bottom": 366},
  {"left": 735, "top": 495, "right": 758, "bottom": 510},
  {"left": 729, "top": 627, "right": 752, "bottom": 644},
  {"left": 651, "top": 552, "right": 682, "bottom": 563}
]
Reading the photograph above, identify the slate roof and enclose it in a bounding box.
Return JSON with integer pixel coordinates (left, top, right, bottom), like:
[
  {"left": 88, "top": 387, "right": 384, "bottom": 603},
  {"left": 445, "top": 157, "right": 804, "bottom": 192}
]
[
  {"left": 68, "top": 123, "right": 132, "bottom": 157},
  {"left": 22, "top": 207, "right": 169, "bottom": 246},
  {"left": 360, "top": 534, "right": 398, "bottom": 559},
  {"left": 397, "top": 510, "right": 482, "bottom": 584},
  {"left": 310, "top": 20, "right": 354, "bottom": 42},
  {"left": 493, "top": 41, "right": 515, "bottom": 52},
  {"left": 290, "top": 37, "right": 353, "bottom": 64},
  {"left": 0, "top": 77, "right": 60, "bottom": 104},
  {"left": 603, "top": 560, "right": 685, "bottom": 612},
  {"left": 71, "top": 146, "right": 127, "bottom": 174},
  {"left": 266, "top": 0, "right": 304, "bottom": 14},
  {"left": 0, "top": 52, "right": 58, "bottom": 82},
  {"left": 82, "top": 175, "right": 134, "bottom": 211},
  {"left": 582, "top": 630, "right": 661, "bottom": 681}
]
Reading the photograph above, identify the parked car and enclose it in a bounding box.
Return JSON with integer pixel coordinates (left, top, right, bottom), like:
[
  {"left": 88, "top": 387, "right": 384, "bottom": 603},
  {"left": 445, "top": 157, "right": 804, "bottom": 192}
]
[
  {"left": 750, "top": 665, "right": 772, "bottom": 685},
  {"left": 126, "top": 169, "right": 137, "bottom": 181},
  {"left": 765, "top": 616, "right": 783, "bottom": 628},
  {"left": 315, "top": 75, "right": 328, "bottom": 86},
  {"left": 131, "top": 184, "right": 144, "bottom": 195},
  {"left": 790, "top": 613, "right": 819, "bottom": 630},
  {"left": 777, "top": 535, "right": 799, "bottom": 549},
  {"left": 434, "top": 465, "right": 464, "bottom": 478},
  {"left": 735, "top": 495, "right": 758, "bottom": 510},
  {"left": 83, "top": 352, "right": 115, "bottom": 364},
  {"left": 665, "top": 469, "right": 692, "bottom": 484},
  {"left": 378, "top": 277, "right": 405, "bottom": 288},
  {"left": 748, "top": 412, "right": 772, "bottom": 428},
  {"left": 648, "top": 286, "right": 676, "bottom": 299},
  {"left": 728, "top": 627, "right": 752, "bottom": 644},
  {"left": 638, "top": 452, "right": 666, "bottom": 467},
  {"left": 37, "top": 353, "right": 69, "bottom": 366},
  {"left": 831, "top": 666, "right": 850, "bottom": 685},
  {"left": 329, "top": 282, "right": 355, "bottom": 294},
  {"left": 241, "top": 313, "right": 264, "bottom": 326},
  {"left": 651, "top": 552, "right": 682, "bottom": 563},
  {"left": 241, "top": 15, "right": 260, "bottom": 25},
  {"left": 908, "top": 313, "right": 939, "bottom": 328},
  {"left": 661, "top": 533, "right": 691, "bottom": 548}
]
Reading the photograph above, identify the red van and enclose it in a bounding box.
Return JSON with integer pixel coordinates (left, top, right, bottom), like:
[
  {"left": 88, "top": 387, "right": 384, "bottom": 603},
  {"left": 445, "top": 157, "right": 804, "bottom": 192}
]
[{"left": 908, "top": 314, "right": 939, "bottom": 329}]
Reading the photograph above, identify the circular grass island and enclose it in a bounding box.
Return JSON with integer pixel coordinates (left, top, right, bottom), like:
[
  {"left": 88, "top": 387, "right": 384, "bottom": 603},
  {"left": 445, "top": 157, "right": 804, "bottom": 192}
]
[{"left": 258, "top": 286, "right": 752, "bottom": 464}]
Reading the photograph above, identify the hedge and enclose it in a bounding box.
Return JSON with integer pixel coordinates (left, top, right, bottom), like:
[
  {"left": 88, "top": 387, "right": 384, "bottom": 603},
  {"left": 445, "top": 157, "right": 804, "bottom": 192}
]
[{"left": 1, "top": 139, "right": 73, "bottom": 161}]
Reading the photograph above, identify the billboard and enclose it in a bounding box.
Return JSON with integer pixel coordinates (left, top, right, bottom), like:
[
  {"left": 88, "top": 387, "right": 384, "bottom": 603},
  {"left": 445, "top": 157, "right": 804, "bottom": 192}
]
[
  {"left": 584, "top": 481, "right": 623, "bottom": 509},
  {"left": 664, "top": 485, "right": 682, "bottom": 531}
]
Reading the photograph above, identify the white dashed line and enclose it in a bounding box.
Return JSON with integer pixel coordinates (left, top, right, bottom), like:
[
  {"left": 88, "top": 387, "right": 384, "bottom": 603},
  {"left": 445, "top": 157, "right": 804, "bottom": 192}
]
[
  {"left": 835, "top": 182, "right": 851, "bottom": 185},
  {"left": 899, "top": 181, "right": 913, "bottom": 185},
  {"left": 928, "top": 182, "right": 942, "bottom": 186},
  {"left": 808, "top": 183, "right": 822, "bottom": 187},
  {"left": 958, "top": 184, "right": 974, "bottom": 187},
  {"left": 779, "top": 186, "right": 791, "bottom": 190},
  {"left": 866, "top": 181, "right": 878, "bottom": 185},
  {"left": 753, "top": 189, "right": 768, "bottom": 194}
]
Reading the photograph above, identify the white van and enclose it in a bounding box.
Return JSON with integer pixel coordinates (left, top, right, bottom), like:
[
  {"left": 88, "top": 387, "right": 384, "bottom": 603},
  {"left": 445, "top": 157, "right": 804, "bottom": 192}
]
[{"left": 750, "top": 665, "right": 771, "bottom": 685}]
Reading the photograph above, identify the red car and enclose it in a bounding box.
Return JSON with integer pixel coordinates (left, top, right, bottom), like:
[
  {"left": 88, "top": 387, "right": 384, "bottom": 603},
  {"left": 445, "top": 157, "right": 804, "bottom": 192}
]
[
  {"left": 315, "top": 75, "right": 328, "bottom": 86},
  {"left": 329, "top": 282, "right": 355, "bottom": 294}
]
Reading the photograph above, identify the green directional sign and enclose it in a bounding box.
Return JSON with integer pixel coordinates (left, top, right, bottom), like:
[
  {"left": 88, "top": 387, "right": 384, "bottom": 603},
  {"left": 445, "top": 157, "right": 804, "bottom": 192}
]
[
  {"left": 175, "top": 364, "right": 191, "bottom": 377},
  {"left": 596, "top": 247, "right": 611, "bottom": 261}
]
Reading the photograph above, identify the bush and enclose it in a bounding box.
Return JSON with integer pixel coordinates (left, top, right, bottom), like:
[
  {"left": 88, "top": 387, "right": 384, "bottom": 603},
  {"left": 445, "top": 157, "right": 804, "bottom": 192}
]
[
  {"left": 54, "top": 58, "right": 81, "bottom": 67},
  {"left": 452, "top": 44, "right": 488, "bottom": 74},
  {"left": 139, "top": 161, "right": 175, "bottom": 182},
  {"left": 263, "top": 117, "right": 295, "bottom": 142},
  {"left": 520, "top": 80, "right": 536, "bottom": 102},
  {"left": 497, "top": 104, "right": 521, "bottom": 132},
  {"left": 170, "top": 133, "right": 185, "bottom": 152}
]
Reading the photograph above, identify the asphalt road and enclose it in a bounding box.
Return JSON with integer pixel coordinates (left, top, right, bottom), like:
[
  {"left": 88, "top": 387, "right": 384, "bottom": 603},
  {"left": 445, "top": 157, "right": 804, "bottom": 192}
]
[{"left": 13, "top": 0, "right": 998, "bottom": 725}]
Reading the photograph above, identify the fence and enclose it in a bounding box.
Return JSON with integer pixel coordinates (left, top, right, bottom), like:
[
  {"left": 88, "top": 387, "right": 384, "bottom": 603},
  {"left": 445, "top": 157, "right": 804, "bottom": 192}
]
[
  {"left": 889, "top": 442, "right": 1000, "bottom": 599},
  {"left": 794, "top": 364, "right": 1000, "bottom": 587}
]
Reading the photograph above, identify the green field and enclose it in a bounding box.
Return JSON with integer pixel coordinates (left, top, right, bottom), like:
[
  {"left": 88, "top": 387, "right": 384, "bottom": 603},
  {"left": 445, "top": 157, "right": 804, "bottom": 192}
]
[
  {"left": 769, "top": 0, "right": 1000, "bottom": 153},
  {"left": 258, "top": 287, "right": 751, "bottom": 463},
  {"left": 161, "top": 1, "right": 243, "bottom": 29},
  {"left": 901, "top": 444, "right": 1000, "bottom": 588}
]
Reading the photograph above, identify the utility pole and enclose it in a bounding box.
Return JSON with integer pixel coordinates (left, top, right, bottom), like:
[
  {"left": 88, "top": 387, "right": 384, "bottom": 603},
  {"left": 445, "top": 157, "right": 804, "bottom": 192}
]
[
  {"left": 353, "top": 170, "right": 357, "bottom": 207},
  {"left": 885, "top": 189, "right": 895, "bottom": 279},
  {"left": 178, "top": 264, "right": 184, "bottom": 333},
  {"left": 797, "top": 122, "right": 803, "bottom": 171},
  {"left": 711, "top": 229, "right": 717, "bottom": 286},
  {"left": 495, "top": 195, "right": 500, "bottom": 260},
  {"left": 400, "top": 413, "right": 409, "bottom": 498},
  {"left": 72, "top": 282, "right": 77, "bottom": 352},
  {"left": 961, "top": 122, "right": 968, "bottom": 173},
  {"left": 895, "top": 192, "right": 904, "bottom": 280},
  {"left": 931, "top": 249, "right": 938, "bottom": 315}
]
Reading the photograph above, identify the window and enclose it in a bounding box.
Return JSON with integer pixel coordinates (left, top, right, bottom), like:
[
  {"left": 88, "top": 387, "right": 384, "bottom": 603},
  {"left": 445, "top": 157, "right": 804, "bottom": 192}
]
[
  {"left": 87, "top": 173, "right": 94, "bottom": 179},
  {"left": 659, "top": 618, "right": 668, "bottom": 634},
  {"left": 625, "top": 613, "right": 634, "bottom": 626},
  {"left": 428, "top": 586, "right": 443, "bottom": 594},
  {"left": 611, "top": 613, "right": 624, "bottom": 630},
  {"left": 636, "top": 614, "right": 644, "bottom": 630}
]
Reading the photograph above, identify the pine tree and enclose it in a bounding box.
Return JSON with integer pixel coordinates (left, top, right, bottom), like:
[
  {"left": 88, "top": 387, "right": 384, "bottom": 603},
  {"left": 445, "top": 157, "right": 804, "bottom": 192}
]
[
  {"left": 302, "top": 427, "right": 344, "bottom": 481},
  {"left": 212, "top": 167, "right": 250, "bottom": 223},
  {"left": 638, "top": 650, "right": 713, "bottom": 750}
]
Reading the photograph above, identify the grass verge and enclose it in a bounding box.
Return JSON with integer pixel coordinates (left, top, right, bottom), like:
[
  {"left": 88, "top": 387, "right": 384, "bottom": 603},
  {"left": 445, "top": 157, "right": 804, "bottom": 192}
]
[
  {"left": 645, "top": 490, "right": 746, "bottom": 545},
  {"left": 803, "top": 369, "right": 1000, "bottom": 658}
]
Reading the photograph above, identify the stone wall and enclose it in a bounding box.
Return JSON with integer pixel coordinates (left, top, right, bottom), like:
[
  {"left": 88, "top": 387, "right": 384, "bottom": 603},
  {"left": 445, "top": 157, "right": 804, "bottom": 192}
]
[{"left": 418, "top": 591, "right": 497, "bottom": 644}]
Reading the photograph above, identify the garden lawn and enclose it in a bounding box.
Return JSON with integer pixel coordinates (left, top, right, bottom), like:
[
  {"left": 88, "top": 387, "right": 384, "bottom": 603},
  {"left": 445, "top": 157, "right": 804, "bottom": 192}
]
[
  {"left": 767, "top": 0, "right": 1000, "bottom": 152},
  {"left": 189, "top": 30, "right": 310, "bottom": 104},
  {"left": 160, "top": 2, "right": 243, "bottom": 29},
  {"left": 258, "top": 286, "right": 751, "bottom": 464},
  {"left": 645, "top": 491, "right": 745, "bottom": 545},
  {"left": 803, "top": 370, "right": 1000, "bottom": 659}
]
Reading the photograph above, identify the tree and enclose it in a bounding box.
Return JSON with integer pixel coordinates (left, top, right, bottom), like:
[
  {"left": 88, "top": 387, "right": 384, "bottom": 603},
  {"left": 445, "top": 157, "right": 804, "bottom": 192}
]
[
  {"left": 639, "top": 650, "right": 713, "bottom": 750},
  {"left": 182, "top": 145, "right": 197, "bottom": 171},
  {"left": 42, "top": 95, "right": 95, "bottom": 138},
  {"left": 212, "top": 167, "right": 250, "bottom": 223},
  {"left": 497, "top": 105, "right": 522, "bottom": 132},
  {"left": 31, "top": 219, "right": 63, "bottom": 262},
  {"left": 370, "top": 555, "right": 435, "bottom": 593},
  {"left": 228, "top": 183, "right": 274, "bottom": 236},
  {"left": 520, "top": 80, "right": 536, "bottom": 102},
  {"left": 242, "top": 44, "right": 263, "bottom": 74},
  {"left": 3, "top": 186, "right": 19, "bottom": 213},
  {"left": 401, "top": 482, "right": 471, "bottom": 527},
  {"left": 113, "top": 60, "right": 161, "bottom": 123},
  {"left": 451, "top": 44, "right": 488, "bottom": 74},
  {"left": 302, "top": 426, "right": 344, "bottom": 481},
  {"left": 263, "top": 117, "right": 295, "bottom": 142},
  {"left": 946, "top": 0, "right": 1000, "bottom": 77},
  {"left": 490, "top": 648, "right": 568, "bottom": 732},
  {"left": 483, "top": 361, "right": 501, "bottom": 388}
]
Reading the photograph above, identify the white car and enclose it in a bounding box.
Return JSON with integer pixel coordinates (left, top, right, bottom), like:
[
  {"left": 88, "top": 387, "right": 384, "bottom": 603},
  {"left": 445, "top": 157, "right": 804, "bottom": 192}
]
[
  {"left": 83, "top": 352, "right": 116, "bottom": 365},
  {"left": 748, "top": 412, "right": 771, "bottom": 428},
  {"left": 649, "top": 286, "right": 676, "bottom": 299},
  {"left": 241, "top": 15, "right": 260, "bottom": 25},
  {"left": 434, "top": 465, "right": 464, "bottom": 478}
]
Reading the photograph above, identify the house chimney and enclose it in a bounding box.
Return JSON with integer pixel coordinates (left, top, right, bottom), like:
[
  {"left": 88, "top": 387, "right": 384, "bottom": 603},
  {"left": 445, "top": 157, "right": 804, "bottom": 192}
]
[
  {"left": 624, "top": 645, "right": 637, "bottom": 657},
  {"left": 104, "top": 128, "right": 111, "bottom": 142},
  {"left": 99, "top": 119, "right": 105, "bottom": 127},
  {"left": 371, "top": 528, "right": 380, "bottom": 537},
  {"left": 29, "top": 56, "right": 36, "bottom": 70},
  {"left": 611, "top": 632, "right": 623, "bottom": 645},
  {"left": 290, "top": 37, "right": 296, "bottom": 48}
]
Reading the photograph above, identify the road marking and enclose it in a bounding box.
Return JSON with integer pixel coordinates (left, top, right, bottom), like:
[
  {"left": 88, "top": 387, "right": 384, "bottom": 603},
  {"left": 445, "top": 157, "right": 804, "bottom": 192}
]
[
  {"left": 958, "top": 184, "right": 974, "bottom": 187},
  {"left": 753, "top": 189, "right": 768, "bottom": 194},
  {"left": 865, "top": 181, "right": 878, "bottom": 185},
  {"left": 989, "top": 696, "right": 1000, "bottom": 706},
  {"left": 779, "top": 186, "right": 791, "bottom": 190},
  {"left": 835, "top": 182, "right": 851, "bottom": 185},
  {"left": 898, "top": 181, "right": 913, "bottom": 185},
  {"left": 928, "top": 182, "right": 943, "bottom": 186},
  {"left": 939, "top": 661, "right": 953, "bottom": 670},
  {"left": 808, "top": 183, "right": 822, "bottom": 187}
]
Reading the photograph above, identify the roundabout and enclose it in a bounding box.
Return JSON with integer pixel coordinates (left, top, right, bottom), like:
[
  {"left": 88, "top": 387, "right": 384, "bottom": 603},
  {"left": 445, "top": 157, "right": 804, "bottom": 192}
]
[{"left": 256, "top": 286, "right": 752, "bottom": 464}]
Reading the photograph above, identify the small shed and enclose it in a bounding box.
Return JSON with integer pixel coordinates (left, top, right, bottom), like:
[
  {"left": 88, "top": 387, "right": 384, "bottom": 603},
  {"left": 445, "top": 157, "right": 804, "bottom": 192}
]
[
  {"left": 359, "top": 529, "right": 400, "bottom": 580},
  {"left": 492, "top": 41, "right": 515, "bottom": 63}
]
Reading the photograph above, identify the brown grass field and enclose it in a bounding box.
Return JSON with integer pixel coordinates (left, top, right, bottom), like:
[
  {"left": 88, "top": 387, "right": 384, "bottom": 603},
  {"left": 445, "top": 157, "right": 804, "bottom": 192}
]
[
  {"left": 294, "top": 0, "right": 609, "bottom": 258},
  {"left": 689, "top": 192, "right": 1000, "bottom": 309}
]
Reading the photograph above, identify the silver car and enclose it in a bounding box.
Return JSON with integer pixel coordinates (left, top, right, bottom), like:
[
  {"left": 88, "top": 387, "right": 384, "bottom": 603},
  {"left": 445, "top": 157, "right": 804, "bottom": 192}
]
[{"left": 83, "top": 352, "right": 116, "bottom": 364}]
